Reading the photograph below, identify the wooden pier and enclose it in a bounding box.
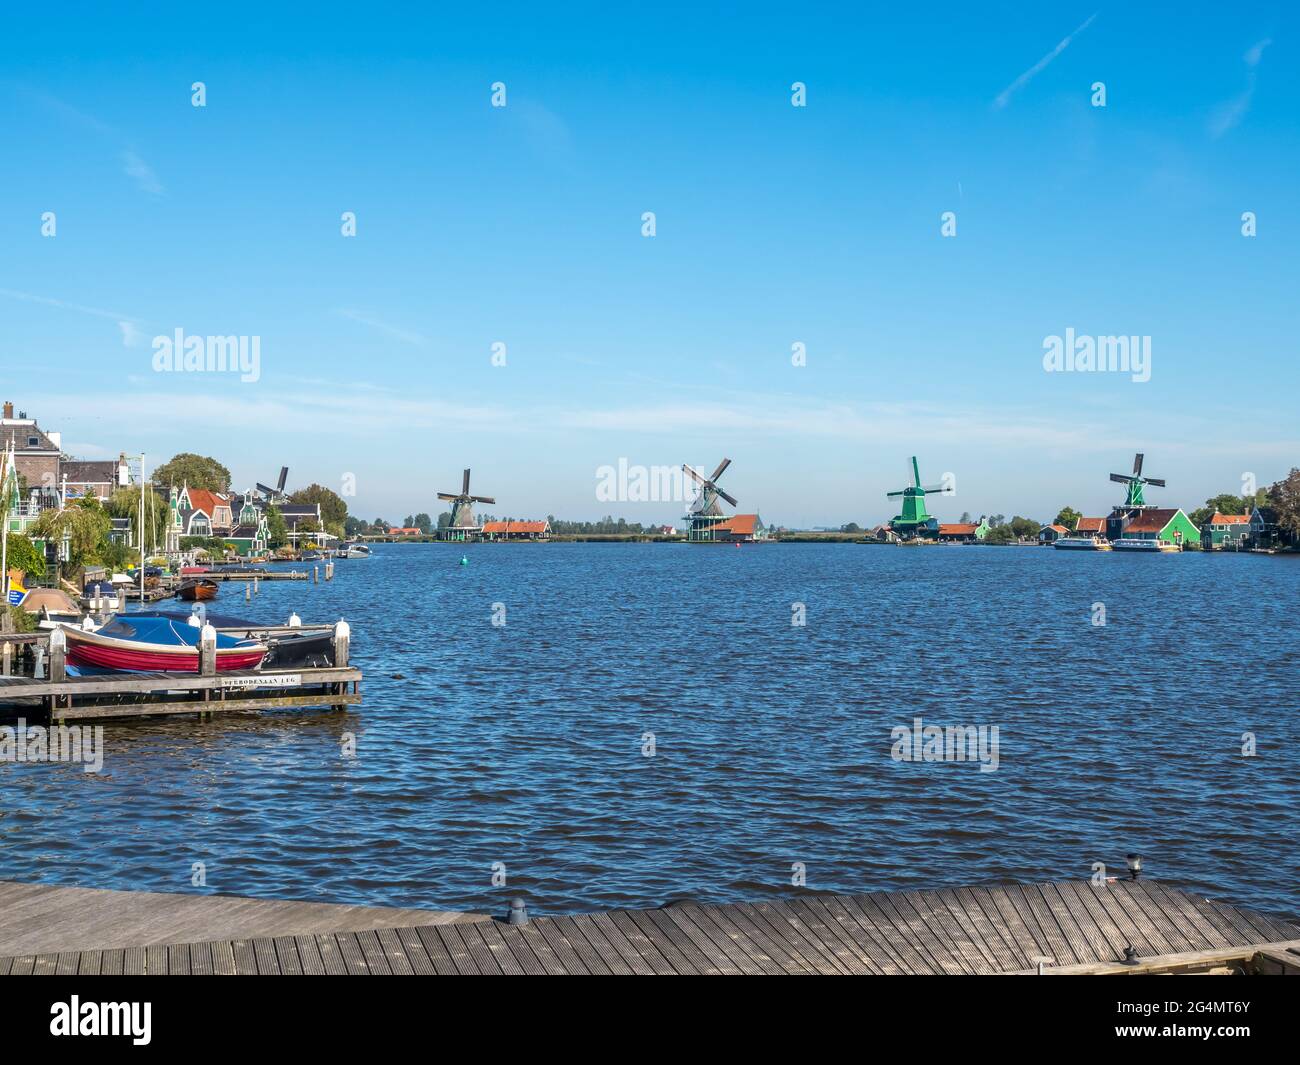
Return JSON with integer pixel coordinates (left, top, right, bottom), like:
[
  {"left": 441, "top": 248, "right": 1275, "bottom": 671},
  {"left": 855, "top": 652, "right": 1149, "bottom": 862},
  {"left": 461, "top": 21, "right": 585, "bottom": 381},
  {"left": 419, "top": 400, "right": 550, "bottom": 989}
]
[
  {"left": 2, "top": 879, "right": 1295, "bottom": 975},
  {"left": 0, "top": 623, "right": 359, "bottom": 722}
]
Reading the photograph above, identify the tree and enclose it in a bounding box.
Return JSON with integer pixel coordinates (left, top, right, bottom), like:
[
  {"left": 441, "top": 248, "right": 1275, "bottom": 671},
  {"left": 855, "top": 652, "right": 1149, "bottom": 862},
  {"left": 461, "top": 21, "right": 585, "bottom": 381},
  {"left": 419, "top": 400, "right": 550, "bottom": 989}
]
[
  {"left": 109, "top": 485, "right": 170, "bottom": 553},
  {"left": 1054, "top": 506, "right": 1081, "bottom": 530},
  {"left": 437, "top": 512, "right": 451, "bottom": 530},
  {"left": 3, "top": 531, "right": 45, "bottom": 579},
  {"left": 1268, "top": 468, "right": 1300, "bottom": 537},
  {"left": 840, "top": 522, "right": 862, "bottom": 533},
  {"left": 289, "top": 484, "right": 348, "bottom": 539},
  {"left": 984, "top": 524, "right": 1015, "bottom": 544},
  {"left": 152, "top": 453, "right": 231, "bottom": 492},
  {"left": 414, "top": 512, "right": 432, "bottom": 534},
  {"left": 32, "top": 497, "right": 112, "bottom": 569},
  {"left": 265, "top": 506, "right": 289, "bottom": 549},
  {"left": 1009, "top": 516, "right": 1039, "bottom": 540}
]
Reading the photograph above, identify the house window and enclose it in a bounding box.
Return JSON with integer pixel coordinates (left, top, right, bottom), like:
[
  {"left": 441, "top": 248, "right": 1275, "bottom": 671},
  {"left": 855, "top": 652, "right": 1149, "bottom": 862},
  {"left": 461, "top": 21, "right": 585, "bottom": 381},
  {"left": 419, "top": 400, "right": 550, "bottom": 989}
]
[{"left": 28, "top": 436, "right": 38, "bottom": 446}]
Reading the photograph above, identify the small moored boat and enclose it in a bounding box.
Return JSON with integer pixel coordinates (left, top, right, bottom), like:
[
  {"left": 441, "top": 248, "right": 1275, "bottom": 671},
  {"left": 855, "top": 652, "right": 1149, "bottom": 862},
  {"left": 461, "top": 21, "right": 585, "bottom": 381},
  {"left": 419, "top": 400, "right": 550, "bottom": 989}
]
[
  {"left": 177, "top": 578, "right": 219, "bottom": 601},
  {"left": 1053, "top": 537, "right": 1112, "bottom": 551},
  {"left": 63, "top": 616, "right": 267, "bottom": 673}
]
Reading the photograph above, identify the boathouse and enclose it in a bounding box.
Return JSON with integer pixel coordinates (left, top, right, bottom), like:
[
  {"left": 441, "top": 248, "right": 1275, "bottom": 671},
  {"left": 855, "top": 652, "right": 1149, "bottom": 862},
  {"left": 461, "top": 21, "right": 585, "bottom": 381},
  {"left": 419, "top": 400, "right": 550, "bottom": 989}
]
[
  {"left": 693, "top": 513, "right": 767, "bottom": 543},
  {"left": 1038, "top": 524, "right": 1069, "bottom": 544},
  {"left": 937, "top": 519, "right": 988, "bottom": 543},
  {"left": 481, "top": 520, "right": 550, "bottom": 541},
  {"left": 1120, "top": 508, "right": 1200, "bottom": 547}
]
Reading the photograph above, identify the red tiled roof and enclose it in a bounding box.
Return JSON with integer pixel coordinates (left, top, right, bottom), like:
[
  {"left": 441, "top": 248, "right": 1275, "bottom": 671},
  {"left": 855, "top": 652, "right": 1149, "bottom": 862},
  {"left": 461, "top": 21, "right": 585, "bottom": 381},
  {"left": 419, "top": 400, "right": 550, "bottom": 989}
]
[
  {"left": 387, "top": 527, "right": 420, "bottom": 535},
  {"left": 187, "top": 488, "right": 231, "bottom": 517},
  {"left": 1124, "top": 508, "right": 1181, "bottom": 534},
  {"left": 1074, "top": 517, "right": 1106, "bottom": 533},
  {"left": 713, "top": 514, "right": 760, "bottom": 535},
  {"left": 1209, "top": 512, "right": 1250, "bottom": 524},
  {"left": 1043, "top": 524, "right": 1069, "bottom": 534},
  {"left": 482, "top": 520, "right": 550, "bottom": 534},
  {"left": 938, "top": 523, "right": 979, "bottom": 535}
]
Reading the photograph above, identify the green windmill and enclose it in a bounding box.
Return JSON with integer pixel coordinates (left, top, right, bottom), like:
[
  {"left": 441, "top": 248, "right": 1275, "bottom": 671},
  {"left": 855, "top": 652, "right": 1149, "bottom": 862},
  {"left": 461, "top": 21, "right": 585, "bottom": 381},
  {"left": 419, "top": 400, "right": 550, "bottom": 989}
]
[
  {"left": 887, "top": 457, "right": 944, "bottom": 538},
  {"left": 1109, "top": 453, "right": 1165, "bottom": 507}
]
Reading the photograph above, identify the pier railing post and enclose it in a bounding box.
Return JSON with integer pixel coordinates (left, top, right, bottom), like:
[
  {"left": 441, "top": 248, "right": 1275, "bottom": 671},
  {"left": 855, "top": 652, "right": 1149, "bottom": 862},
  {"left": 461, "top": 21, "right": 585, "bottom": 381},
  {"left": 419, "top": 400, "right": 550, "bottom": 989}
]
[{"left": 1, "top": 639, "right": 10, "bottom": 677}]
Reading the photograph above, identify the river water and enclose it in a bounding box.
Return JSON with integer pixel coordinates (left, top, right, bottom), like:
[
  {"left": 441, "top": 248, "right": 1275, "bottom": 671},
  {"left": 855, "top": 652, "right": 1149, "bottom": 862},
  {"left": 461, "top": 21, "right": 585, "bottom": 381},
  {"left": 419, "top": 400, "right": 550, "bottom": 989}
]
[{"left": 2, "top": 543, "right": 1297, "bottom": 920}]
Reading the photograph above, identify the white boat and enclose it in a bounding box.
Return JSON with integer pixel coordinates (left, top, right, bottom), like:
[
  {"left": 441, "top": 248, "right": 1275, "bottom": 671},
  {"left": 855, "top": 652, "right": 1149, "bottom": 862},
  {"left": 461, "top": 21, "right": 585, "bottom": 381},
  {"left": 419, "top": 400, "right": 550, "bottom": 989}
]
[
  {"left": 1111, "top": 538, "right": 1180, "bottom": 553},
  {"left": 342, "top": 543, "right": 372, "bottom": 559},
  {"left": 1053, "top": 537, "right": 1112, "bottom": 551}
]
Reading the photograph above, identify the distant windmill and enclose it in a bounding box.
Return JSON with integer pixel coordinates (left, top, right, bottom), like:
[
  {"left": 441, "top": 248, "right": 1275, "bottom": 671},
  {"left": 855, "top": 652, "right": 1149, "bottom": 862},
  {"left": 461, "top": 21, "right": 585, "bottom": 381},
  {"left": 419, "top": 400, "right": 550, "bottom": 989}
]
[
  {"left": 1109, "top": 453, "right": 1165, "bottom": 508},
  {"left": 887, "top": 456, "right": 945, "bottom": 537},
  {"left": 437, "top": 468, "right": 495, "bottom": 538},
  {"left": 683, "top": 458, "right": 738, "bottom": 516},
  {"left": 255, "top": 467, "right": 290, "bottom": 504}
]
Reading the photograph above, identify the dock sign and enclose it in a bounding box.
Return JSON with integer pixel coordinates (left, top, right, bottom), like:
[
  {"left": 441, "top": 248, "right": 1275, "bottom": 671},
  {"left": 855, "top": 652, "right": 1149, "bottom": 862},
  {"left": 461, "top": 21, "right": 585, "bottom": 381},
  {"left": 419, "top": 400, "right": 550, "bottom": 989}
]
[{"left": 222, "top": 674, "right": 302, "bottom": 690}]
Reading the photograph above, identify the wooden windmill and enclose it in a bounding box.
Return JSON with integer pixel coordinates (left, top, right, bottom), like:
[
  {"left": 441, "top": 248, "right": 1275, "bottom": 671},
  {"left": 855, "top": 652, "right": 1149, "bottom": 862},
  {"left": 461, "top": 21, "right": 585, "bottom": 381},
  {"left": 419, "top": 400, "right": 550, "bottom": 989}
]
[
  {"left": 437, "top": 468, "right": 495, "bottom": 541},
  {"left": 886, "top": 456, "right": 944, "bottom": 538},
  {"left": 683, "top": 457, "right": 738, "bottom": 517},
  {"left": 255, "top": 467, "right": 290, "bottom": 504}
]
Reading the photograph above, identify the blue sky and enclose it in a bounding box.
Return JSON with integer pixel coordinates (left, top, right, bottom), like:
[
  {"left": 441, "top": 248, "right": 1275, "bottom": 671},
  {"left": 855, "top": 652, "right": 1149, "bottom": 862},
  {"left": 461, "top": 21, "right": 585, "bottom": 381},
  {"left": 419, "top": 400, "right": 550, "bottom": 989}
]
[{"left": 2, "top": 2, "right": 1297, "bottom": 526}]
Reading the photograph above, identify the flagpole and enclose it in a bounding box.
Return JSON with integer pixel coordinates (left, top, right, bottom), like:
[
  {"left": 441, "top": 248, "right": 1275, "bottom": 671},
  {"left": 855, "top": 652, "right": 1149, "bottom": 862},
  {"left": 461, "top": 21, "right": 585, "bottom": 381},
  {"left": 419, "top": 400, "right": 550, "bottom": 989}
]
[
  {"left": 1, "top": 443, "right": 10, "bottom": 606},
  {"left": 138, "top": 454, "right": 146, "bottom": 611}
]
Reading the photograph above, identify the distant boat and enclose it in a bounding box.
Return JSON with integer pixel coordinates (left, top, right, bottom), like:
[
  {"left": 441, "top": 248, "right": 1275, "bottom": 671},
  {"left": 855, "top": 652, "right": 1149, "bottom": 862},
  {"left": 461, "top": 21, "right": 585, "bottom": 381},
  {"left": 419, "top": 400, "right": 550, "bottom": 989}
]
[
  {"left": 300, "top": 551, "right": 324, "bottom": 562},
  {"left": 342, "top": 543, "right": 371, "bottom": 559},
  {"left": 1053, "top": 537, "right": 1112, "bottom": 551},
  {"left": 64, "top": 616, "right": 267, "bottom": 673},
  {"left": 1111, "top": 538, "right": 1180, "bottom": 553},
  {"left": 177, "top": 578, "right": 219, "bottom": 602}
]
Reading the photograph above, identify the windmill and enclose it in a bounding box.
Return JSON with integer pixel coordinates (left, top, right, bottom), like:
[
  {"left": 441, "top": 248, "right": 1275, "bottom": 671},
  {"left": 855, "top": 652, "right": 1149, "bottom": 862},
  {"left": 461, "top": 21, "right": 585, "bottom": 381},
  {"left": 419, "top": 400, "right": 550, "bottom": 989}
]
[
  {"left": 683, "top": 457, "right": 738, "bottom": 516},
  {"left": 1109, "top": 453, "right": 1165, "bottom": 508},
  {"left": 886, "top": 456, "right": 944, "bottom": 538},
  {"left": 437, "top": 468, "right": 495, "bottom": 540},
  {"left": 255, "top": 467, "right": 290, "bottom": 504}
]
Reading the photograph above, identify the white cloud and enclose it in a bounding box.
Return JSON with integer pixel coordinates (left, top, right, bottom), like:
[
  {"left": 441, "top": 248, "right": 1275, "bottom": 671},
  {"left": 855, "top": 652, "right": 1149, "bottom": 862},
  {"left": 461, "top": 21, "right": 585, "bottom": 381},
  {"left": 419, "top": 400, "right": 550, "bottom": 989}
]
[
  {"left": 333, "top": 308, "right": 426, "bottom": 346},
  {"left": 121, "top": 150, "right": 164, "bottom": 195},
  {"left": 1209, "top": 38, "right": 1272, "bottom": 138},
  {"left": 993, "top": 13, "right": 1098, "bottom": 110}
]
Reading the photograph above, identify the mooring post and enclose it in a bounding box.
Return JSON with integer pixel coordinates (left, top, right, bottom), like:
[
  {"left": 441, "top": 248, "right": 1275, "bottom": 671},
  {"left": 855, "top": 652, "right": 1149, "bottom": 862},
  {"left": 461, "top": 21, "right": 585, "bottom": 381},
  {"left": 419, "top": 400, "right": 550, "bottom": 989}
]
[
  {"left": 245, "top": 581, "right": 251, "bottom": 602},
  {"left": 507, "top": 898, "right": 529, "bottom": 925},
  {"left": 33, "top": 644, "right": 45, "bottom": 679},
  {"left": 199, "top": 622, "right": 217, "bottom": 677},
  {"left": 2, "top": 640, "right": 11, "bottom": 677},
  {"left": 325, "top": 561, "right": 334, "bottom": 581},
  {"left": 313, "top": 565, "right": 319, "bottom": 584},
  {"left": 333, "top": 619, "right": 350, "bottom": 667},
  {"left": 49, "top": 626, "right": 67, "bottom": 683},
  {"left": 253, "top": 576, "right": 259, "bottom": 596}
]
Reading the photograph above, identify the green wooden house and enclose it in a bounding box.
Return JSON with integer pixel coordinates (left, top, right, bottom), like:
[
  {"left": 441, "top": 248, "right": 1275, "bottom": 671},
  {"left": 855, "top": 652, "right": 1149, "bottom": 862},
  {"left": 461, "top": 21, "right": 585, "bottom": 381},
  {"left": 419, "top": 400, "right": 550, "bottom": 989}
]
[{"left": 1122, "top": 508, "right": 1201, "bottom": 546}]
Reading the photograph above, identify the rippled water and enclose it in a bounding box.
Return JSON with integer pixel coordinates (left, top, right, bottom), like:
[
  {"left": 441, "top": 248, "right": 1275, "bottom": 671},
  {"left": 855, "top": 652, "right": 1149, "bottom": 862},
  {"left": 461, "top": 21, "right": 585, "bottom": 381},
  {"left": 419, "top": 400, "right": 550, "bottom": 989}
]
[{"left": 2, "top": 543, "right": 1297, "bottom": 920}]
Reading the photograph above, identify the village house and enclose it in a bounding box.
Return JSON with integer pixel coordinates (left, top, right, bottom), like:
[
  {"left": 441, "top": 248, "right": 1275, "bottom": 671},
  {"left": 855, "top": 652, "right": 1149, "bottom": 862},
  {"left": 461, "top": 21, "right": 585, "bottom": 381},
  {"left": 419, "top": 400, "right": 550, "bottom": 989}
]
[
  {"left": 1119, "top": 508, "right": 1201, "bottom": 547},
  {"left": 482, "top": 520, "right": 551, "bottom": 541},
  {"left": 1038, "top": 524, "right": 1069, "bottom": 544},
  {"left": 60, "top": 456, "right": 131, "bottom": 502},
  {"left": 1073, "top": 517, "right": 1107, "bottom": 539},
  {"left": 386, "top": 526, "right": 421, "bottom": 537},
  {"left": 705, "top": 514, "right": 768, "bottom": 543},
  {"left": 1201, "top": 512, "right": 1251, "bottom": 550}
]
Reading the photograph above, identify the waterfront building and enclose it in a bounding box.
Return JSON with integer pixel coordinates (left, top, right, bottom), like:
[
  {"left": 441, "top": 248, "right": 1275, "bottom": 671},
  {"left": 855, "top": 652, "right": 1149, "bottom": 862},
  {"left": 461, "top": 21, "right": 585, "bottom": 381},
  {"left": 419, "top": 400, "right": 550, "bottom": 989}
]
[
  {"left": 482, "top": 520, "right": 551, "bottom": 541},
  {"left": 1201, "top": 512, "right": 1251, "bottom": 550},
  {"left": 1118, "top": 508, "right": 1201, "bottom": 547}
]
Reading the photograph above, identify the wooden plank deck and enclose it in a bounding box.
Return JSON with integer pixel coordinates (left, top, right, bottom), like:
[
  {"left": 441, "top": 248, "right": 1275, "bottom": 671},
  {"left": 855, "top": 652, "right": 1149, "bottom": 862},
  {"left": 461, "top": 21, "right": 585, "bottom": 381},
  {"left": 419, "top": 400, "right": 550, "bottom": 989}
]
[
  {"left": 2, "top": 879, "right": 1294, "bottom": 975},
  {"left": 0, "top": 881, "right": 482, "bottom": 959}
]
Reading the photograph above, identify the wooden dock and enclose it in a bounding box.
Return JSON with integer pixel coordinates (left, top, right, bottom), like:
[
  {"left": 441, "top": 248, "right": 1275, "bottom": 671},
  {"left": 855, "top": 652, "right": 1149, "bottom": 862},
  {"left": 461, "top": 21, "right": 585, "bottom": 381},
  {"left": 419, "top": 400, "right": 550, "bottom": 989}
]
[
  {"left": 2, "top": 879, "right": 1295, "bottom": 975},
  {"left": 0, "top": 622, "right": 359, "bottom": 722}
]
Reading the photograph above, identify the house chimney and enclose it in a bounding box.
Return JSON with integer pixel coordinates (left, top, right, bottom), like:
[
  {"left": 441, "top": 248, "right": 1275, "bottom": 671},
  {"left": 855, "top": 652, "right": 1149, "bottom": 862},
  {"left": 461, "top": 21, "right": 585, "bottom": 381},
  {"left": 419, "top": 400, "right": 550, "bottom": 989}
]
[{"left": 2, "top": 401, "right": 12, "bottom": 420}]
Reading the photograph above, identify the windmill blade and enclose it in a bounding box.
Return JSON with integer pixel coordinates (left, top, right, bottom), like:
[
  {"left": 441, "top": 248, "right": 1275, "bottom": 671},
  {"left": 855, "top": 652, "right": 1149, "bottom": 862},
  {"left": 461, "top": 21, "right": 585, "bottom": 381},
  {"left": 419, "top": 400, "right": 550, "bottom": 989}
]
[
  {"left": 255, "top": 483, "right": 280, "bottom": 497},
  {"left": 710, "top": 457, "right": 731, "bottom": 482},
  {"left": 437, "top": 492, "right": 459, "bottom": 501},
  {"left": 1109, "top": 473, "right": 1133, "bottom": 484},
  {"left": 715, "top": 488, "right": 739, "bottom": 508},
  {"left": 276, "top": 467, "right": 289, "bottom": 493},
  {"left": 886, "top": 490, "right": 907, "bottom": 498},
  {"left": 470, "top": 495, "right": 496, "bottom": 504},
  {"left": 462, "top": 469, "right": 471, "bottom": 495},
  {"left": 921, "top": 484, "right": 946, "bottom": 494},
  {"left": 1133, "top": 453, "right": 1144, "bottom": 476},
  {"left": 1143, "top": 478, "right": 1166, "bottom": 488},
  {"left": 682, "top": 464, "right": 708, "bottom": 485}
]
